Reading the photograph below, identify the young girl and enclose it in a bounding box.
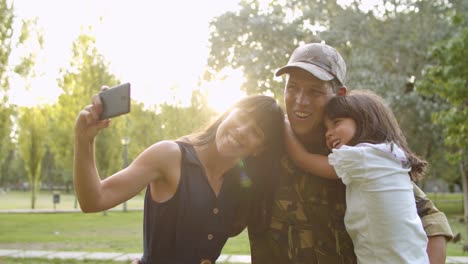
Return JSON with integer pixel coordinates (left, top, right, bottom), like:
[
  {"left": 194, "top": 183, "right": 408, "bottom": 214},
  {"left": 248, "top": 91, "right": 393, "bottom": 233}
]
[
  {"left": 285, "top": 90, "right": 429, "bottom": 263},
  {"left": 74, "top": 93, "right": 284, "bottom": 264}
]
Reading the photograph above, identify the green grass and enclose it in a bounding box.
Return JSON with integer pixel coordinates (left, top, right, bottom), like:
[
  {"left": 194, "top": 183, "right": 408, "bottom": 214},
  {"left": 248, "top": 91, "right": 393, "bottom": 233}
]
[
  {"left": 0, "top": 190, "right": 144, "bottom": 211},
  {"left": 0, "top": 211, "right": 143, "bottom": 253},
  {"left": 0, "top": 191, "right": 250, "bottom": 256},
  {"left": 0, "top": 257, "right": 248, "bottom": 264},
  {"left": 1, "top": 190, "right": 467, "bottom": 259},
  {"left": 427, "top": 192, "right": 465, "bottom": 216},
  {"left": 446, "top": 215, "right": 466, "bottom": 256},
  {"left": 0, "top": 258, "right": 248, "bottom": 264},
  {"left": 0, "top": 258, "right": 123, "bottom": 264},
  {"left": 0, "top": 211, "right": 249, "bottom": 254}
]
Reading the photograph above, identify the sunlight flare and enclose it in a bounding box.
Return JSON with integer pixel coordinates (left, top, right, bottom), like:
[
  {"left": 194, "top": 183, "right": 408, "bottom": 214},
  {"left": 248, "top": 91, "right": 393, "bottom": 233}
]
[{"left": 201, "top": 68, "right": 246, "bottom": 114}]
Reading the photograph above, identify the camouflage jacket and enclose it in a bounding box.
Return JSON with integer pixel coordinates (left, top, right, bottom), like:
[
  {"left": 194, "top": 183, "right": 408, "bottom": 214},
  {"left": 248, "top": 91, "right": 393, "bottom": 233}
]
[{"left": 248, "top": 155, "right": 453, "bottom": 264}]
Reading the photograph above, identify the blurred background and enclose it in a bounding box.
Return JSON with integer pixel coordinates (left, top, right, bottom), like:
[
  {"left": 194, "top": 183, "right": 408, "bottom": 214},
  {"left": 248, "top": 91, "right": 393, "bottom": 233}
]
[{"left": 0, "top": 0, "right": 467, "bottom": 260}]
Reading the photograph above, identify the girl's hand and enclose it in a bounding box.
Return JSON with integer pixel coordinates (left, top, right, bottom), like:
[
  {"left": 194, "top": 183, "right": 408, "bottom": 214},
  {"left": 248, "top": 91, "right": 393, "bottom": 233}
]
[
  {"left": 284, "top": 118, "right": 338, "bottom": 179},
  {"left": 74, "top": 86, "right": 111, "bottom": 144},
  {"left": 284, "top": 118, "right": 307, "bottom": 158}
]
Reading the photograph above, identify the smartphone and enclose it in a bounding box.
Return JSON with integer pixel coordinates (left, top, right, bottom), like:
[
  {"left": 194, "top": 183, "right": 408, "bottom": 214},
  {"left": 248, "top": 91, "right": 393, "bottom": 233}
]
[{"left": 99, "top": 83, "right": 131, "bottom": 120}]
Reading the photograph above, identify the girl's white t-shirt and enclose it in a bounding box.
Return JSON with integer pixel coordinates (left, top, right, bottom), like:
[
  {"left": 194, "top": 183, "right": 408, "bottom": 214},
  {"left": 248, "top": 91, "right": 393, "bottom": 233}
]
[{"left": 328, "top": 143, "right": 429, "bottom": 264}]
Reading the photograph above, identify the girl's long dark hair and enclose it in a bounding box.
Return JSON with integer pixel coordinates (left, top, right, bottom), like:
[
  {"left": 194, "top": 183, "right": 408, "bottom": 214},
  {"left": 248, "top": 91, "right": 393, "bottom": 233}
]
[{"left": 324, "top": 90, "right": 427, "bottom": 181}]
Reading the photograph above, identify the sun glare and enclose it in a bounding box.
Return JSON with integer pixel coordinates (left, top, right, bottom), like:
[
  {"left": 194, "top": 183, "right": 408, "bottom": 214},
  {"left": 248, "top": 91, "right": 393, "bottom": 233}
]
[{"left": 201, "top": 68, "right": 246, "bottom": 114}]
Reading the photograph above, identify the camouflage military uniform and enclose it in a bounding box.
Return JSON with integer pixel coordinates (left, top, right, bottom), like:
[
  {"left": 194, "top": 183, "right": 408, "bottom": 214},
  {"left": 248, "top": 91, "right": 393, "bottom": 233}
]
[
  {"left": 413, "top": 183, "right": 454, "bottom": 238},
  {"left": 248, "top": 154, "right": 453, "bottom": 264}
]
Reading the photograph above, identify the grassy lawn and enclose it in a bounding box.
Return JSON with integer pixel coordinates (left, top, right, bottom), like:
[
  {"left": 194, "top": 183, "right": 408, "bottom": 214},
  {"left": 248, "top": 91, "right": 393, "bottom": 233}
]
[
  {"left": 0, "top": 191, "right": 250, "bottom": 256},
  {"left": 0, "top": 258, "right": 124, "bottom": 264},
  {"left": 0, "top": 211, "right": 143, "bottom": 253},
  {"left": 0, "top": 211, "right": 249, "bottom": 254},
  {"left": 0, "top": 258, "right": 247, "bottom": 264},
  {"left": 427, "top": 192, "right": 465, "bottom": 216},
  {"left": 0, "top": 190, "right": 466, "bottom": 260},
  {"left": 0, "top": 190, "right": 145, "bottom": 211}
]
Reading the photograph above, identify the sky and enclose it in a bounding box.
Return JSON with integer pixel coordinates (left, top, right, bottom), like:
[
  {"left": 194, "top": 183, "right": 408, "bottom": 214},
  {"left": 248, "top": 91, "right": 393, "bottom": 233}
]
[{"left": 9, "top": 0, "right": 246, "bottom": 112}]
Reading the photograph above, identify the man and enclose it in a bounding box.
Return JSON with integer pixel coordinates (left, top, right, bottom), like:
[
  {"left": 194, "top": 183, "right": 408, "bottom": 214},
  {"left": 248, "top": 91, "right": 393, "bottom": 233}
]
[{"left": 248, "top": 43, "right": 453, "bottom": 263}]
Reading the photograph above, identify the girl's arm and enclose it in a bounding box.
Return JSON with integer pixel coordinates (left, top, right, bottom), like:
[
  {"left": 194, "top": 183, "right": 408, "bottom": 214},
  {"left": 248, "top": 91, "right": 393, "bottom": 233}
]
[
  {"left": 73, "top": 93, "right": 180, "bottom": 212},
  {"left": 284, "top": 120, "right": 338, "bottom": 179}
]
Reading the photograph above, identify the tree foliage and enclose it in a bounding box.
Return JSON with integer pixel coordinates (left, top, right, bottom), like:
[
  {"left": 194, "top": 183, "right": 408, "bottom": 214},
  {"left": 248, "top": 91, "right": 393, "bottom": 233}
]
[
  {"left": 157, "top": 89, "right": 216, "bottom": 141},
  {"left": 110, "top": 88, "right": 214, "bottom": 172},
  {"left": 17, "top": 106, "right": 49, "bottom": 208},
  {"left": 206, "top": 0, "right": 461, "bottom": 185},
  {"left": 0, "top": 0, "right": 14, "bottom": 91},
  {"left": 46, "top": 27, "right": 217, "bottom": 192},
  {"left": 417, "top": 4, "right": 468, "bottom": 242},
  {"left": 117, "top": 102, "right": 163, "bottom": 164},
  {"left": 417, "top": 7, "right": 468, "bottom": 187},
  {"left": 52, "top": 29, "right": 122, "bottom": 186},
  {"left": 3, "top": 0, "right": 463, "bottom": 193},
  {"left": 0, "top": 0, "right": 16, "bottom": 188},
  {"left": 0, "top": 0, "right": 42, "bottom": 187}
]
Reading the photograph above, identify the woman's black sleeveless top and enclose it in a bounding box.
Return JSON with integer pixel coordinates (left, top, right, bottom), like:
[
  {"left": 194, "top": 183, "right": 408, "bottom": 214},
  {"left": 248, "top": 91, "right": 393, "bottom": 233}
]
[{"left": 140, "top": 141, "right": 250, "bottom": 264}]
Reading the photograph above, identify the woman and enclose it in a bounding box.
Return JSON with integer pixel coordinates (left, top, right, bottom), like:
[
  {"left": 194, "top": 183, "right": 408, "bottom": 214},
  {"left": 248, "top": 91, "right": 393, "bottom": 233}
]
[{"left": 74, "top": 91, "right": 284, "bottom": 264}]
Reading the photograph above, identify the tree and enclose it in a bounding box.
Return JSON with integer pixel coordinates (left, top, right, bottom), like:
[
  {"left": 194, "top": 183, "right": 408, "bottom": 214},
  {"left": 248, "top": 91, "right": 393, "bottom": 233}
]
[
  {"left": 1, "top": 149, "right": 27, "bottom": 189},
  {"left": 206, "top": 0, "right": 459, "bottom": 184},
  {"left": 157, "top": 88, "right": 216, "bottom": 141},
  {"left": 122, "top": 102, "right": 164, "bottom": 161},
  {"left": 52, "top": 28, "right": 215, "bottom": 197},
  {"left": 52, "top": 28, "right": 122, "bottom": 192},
  {"left": 0, "top": 0, "right": 41, "bottom": 187},
  {"left": 417, "top": 8, "right": 468, "bottom": 244},
  {"left": 17, "top": 106, "right": 48, "bottom": 208}
]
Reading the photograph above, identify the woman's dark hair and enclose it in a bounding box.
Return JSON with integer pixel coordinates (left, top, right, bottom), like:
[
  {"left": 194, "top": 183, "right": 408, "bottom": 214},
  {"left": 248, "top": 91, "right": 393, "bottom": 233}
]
[
  {"left": 186, "top": 94, "right": 285, "bottom": 156},
  {"left": 324, "top": 90, "right": 427, "bottom": 181},
  {"left": 184, "top": 95, "right": 285, "bottom": 234}
]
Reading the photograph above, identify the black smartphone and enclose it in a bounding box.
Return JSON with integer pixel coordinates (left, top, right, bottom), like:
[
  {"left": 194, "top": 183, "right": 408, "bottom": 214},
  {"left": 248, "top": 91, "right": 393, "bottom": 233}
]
[{"left": 99, "top": 83, "right": 131, "bottom": 120}]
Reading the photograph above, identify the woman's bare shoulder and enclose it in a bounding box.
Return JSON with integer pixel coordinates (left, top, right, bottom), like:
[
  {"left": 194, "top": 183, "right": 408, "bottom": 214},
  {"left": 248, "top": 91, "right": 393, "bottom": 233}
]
[
  {"left": 144, "top": 140, "right": 182, "bottom": 160},
  {"left": 129, "top": 140, "right": 183, "bottom": 182}
]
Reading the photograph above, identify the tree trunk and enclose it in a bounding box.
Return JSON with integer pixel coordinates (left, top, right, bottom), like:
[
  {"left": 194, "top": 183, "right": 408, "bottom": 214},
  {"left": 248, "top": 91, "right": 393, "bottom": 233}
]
[
  {"left": 462, "top": 151, "right": 468, "bottom": 247},
  {"left": 31, "top": 184, "right": 36, "bottom": 209}
]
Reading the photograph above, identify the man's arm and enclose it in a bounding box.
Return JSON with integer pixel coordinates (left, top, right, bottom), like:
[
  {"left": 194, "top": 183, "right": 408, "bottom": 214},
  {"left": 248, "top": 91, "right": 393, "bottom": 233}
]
[
  {"left": 427, "top": 235, "right": 447, "bottom": 264},
  {"left": 413, "top": 182, "right": 453, "bottom": 263}
]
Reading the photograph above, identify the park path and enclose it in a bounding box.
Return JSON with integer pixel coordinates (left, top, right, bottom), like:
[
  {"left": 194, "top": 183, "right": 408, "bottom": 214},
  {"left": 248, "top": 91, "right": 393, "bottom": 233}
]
[
  {"left": 0, "top": 249, "right": 468, "bottom": 263},
  {"left": 0, "top": 249, "right": 251, "bottom": 263}
]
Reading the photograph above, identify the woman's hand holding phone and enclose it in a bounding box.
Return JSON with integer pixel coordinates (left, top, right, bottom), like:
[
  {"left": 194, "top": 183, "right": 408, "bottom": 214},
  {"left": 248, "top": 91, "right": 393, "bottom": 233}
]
[{"left": 75, "top": 83, "right": 131, "bottom": 144}]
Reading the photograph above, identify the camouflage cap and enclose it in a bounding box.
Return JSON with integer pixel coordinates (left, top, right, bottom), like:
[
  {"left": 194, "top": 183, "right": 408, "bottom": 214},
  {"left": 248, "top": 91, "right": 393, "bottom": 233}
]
[{"left": 275, "top": 43, "right": 347, "bottom": 85}]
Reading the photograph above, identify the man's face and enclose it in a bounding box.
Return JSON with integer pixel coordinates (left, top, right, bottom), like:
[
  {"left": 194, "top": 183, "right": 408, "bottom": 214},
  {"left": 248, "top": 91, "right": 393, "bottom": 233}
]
[{"left": 284, "top": 68, "right": 335, "bottom": 141}]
